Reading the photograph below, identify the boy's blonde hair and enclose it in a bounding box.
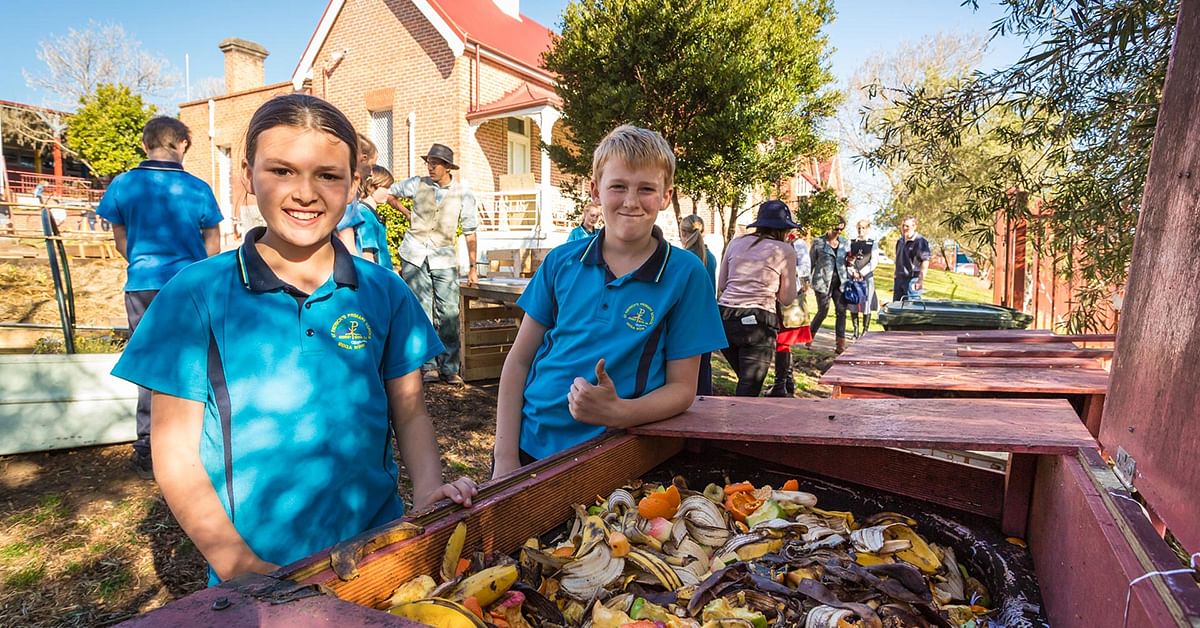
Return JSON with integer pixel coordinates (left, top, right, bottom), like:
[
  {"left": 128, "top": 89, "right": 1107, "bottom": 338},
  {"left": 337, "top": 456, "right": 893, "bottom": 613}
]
[{"left": 592, "top": 125, "right": 676, "bottom": 190}]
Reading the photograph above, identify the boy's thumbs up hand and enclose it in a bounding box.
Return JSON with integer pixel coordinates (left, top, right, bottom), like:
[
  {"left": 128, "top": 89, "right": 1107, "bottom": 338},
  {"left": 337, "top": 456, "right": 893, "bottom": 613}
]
[
  {"left": 569, "top": 358, "right": 624, "bottom": 426},
  {"left": 594, "top": 358, "right": 613, "bottom": 388}
]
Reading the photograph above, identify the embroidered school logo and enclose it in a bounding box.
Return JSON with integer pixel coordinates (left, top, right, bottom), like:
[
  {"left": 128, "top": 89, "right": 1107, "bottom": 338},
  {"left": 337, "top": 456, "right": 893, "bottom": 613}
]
[
  {"left": 330, "top": 313, "right": 372, "bottom": 350},
  {"left": 623, "top": 302, "right": 656, "bottom": 332}
]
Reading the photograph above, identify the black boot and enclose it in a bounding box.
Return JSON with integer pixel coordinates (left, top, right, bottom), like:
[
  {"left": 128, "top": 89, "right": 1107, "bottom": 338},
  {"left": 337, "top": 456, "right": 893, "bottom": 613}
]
[
  {"left": 862, "top": 313, "right": 872, "bottom": 336},
  {"left": 766, "top": 350, "right": 793, "bottom": 397}
]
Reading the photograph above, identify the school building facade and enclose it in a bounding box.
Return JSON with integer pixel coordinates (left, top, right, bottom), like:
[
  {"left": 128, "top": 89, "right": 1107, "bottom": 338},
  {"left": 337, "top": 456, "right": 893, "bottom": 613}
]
[
  {"left": 179, "top": 0, "right": 578, "bottom": 253},
  {"left": 178, "top": 0, "right": 841, "bottom": 256}
]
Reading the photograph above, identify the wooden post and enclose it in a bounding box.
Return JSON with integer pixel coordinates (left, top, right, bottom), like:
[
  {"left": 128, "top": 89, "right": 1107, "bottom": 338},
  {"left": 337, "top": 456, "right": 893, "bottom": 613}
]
[
  {"left": 1099, "top": 0, "right": 1200, "bottom": 553},
  {"left": 1001, "top": 453, "right": 1037, "bottom": 538}
]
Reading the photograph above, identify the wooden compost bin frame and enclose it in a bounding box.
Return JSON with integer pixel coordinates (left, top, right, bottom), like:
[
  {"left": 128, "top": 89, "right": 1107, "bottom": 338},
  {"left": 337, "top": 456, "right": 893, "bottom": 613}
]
[
  {"left": 458, "top": 279, "right": 527, "bottom": 382},
  {"left": 821, "top": 329, "right": 1111, "bottom": 437},
  {"left": 120, "top": 396, "right": 1200, "bottom": 627}
]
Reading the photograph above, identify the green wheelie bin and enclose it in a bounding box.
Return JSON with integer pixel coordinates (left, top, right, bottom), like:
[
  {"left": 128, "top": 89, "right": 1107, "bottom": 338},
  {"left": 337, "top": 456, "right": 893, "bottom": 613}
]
[{"left": 876, "top": 298, "right": 1034, "bottom": 331}]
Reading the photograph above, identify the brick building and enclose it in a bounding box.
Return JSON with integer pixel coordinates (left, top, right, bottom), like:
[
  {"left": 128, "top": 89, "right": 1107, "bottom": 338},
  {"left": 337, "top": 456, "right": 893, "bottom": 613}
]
[
  {"left": 180, "top": 0, "right": 578, "bottom": 252},
  {"left": 178, "top": 0, "right": 841, "bottom": 255}
]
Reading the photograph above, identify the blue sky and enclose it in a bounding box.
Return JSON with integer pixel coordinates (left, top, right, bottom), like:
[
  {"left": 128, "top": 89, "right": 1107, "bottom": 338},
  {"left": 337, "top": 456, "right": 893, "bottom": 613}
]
[
  {"left": 3, "top": 1, "right": 1028, "bottom": 107},
  {"left": 2, "top": 1, "right": 1032, "bottom": 221}
]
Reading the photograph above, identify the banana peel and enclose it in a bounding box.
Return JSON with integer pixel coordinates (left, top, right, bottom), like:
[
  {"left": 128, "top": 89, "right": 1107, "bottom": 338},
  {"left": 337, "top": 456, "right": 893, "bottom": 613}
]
[
  {"left": 388, "top": 597, "right": 487, "bottom": 627},
  {"left": 384, "top": 574, "right": 437, "bottom": 608},
  {"left": 441, "top": 521, "right": 468, "bottom": 582},
  {"left": 319, "top": 521, "right": 424, "bottom": 581},
  {"left": 882, "top": 525, "right": 941, "bottom": 574},
  {"left": 447, "top": 564, "right": 519, "bottom": 607}
]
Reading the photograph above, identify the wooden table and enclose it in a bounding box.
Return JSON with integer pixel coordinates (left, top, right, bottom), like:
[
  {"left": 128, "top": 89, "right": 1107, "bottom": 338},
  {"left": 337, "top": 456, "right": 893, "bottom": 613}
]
[
  {"left": 630, "top": 396, "right": 1094, "bottom": 539},
  {"left": 821, "top": 330, "right": 1111, "bottom": 436},
  {"left": 458, "top": 278, "right": 529, "bottom": 381}
]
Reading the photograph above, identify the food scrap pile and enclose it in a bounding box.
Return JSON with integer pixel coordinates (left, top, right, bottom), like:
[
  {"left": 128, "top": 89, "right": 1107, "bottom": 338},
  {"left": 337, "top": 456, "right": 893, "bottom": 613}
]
[{"left": 380, "top": 478, "right": 998, "bottom": 627}]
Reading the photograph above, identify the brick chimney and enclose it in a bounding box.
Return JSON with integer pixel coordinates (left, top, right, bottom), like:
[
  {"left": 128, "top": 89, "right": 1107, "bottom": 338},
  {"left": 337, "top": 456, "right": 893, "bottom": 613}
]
[{"left": 218, "top": 38, "right": 269, "bottom": 95}]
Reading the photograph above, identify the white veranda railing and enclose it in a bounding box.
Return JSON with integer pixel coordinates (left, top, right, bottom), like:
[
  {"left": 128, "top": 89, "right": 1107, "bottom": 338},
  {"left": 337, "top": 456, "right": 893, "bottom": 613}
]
[{"left": 475, "top": 189, "right": 576, "bottom": 232}]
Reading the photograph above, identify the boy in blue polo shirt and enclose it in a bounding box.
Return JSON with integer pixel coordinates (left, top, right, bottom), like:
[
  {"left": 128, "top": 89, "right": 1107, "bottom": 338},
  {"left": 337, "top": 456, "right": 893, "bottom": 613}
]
[
  {"left": 110, "top": 95, "right": 475, "bottom": 584},
  {"left": 492, "top": 125, "right": 726, "bottom": 478},
  {"left": 96, "top": 116, "right": 223, "bottom": 479}
]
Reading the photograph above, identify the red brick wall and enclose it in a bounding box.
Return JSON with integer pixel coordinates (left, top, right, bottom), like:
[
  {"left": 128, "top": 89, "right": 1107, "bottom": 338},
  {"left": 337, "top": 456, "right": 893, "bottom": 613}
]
[
  {"left": 178, "top": 82, "right": 299, "bottom": 223},
  {"left": 176, "top": 0, "right": 571, "bottom": 214},
  {"left": 316, "top": 0, "right": 462, "bottom": 184}
]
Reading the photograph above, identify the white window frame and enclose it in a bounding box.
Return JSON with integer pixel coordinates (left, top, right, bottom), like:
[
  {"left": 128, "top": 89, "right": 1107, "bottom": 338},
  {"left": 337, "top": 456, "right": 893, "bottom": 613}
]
[
  {"left": 370, "top": 110, "right": 394, "bottom": 173},
  {"left": 506, "top": 117, "right": 531, "bottom": 176}
]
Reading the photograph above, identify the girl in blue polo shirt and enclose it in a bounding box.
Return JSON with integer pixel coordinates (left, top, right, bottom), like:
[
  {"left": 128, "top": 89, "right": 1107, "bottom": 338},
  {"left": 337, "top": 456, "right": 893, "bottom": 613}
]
[{"left": 111, "top": 94, "right": 476, "bottom": 584}]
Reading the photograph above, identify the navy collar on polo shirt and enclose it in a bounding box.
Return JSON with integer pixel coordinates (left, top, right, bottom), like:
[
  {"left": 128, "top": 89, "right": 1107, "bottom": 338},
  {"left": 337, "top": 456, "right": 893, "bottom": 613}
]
[
  {"left": 236, "top": 226, "right": 358, "bottom": 294},
  {"left": 579, "top": 225, "right": 671, "bottom": 283},
  {"left": 135, "top": 160, "right": 185, "bottom": 171}
]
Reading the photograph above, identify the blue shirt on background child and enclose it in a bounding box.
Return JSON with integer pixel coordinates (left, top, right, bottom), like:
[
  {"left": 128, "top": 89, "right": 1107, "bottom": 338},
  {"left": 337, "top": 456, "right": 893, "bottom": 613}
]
[{"left": 96, "top": 160, "right": 223, "bottom": 291}]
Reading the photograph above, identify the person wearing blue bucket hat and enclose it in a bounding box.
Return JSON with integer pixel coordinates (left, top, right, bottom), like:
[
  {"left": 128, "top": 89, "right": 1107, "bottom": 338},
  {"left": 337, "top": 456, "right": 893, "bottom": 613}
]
[{"left": 716, "top": 200, "right": 800, "bottom": 396}]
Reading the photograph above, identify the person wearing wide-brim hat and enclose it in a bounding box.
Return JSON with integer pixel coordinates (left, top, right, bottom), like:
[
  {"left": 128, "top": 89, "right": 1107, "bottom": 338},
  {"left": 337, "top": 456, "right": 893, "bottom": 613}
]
[
  {"left": 716, "top": 200, "right": 800, "bottom": 397},
  {"left": 387, "top": 143, "right": 480, "bottom": 385}
]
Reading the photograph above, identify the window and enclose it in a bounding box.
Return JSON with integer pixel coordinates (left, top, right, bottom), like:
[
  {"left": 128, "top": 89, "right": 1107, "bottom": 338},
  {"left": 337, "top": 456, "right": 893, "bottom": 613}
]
[
  {"left": 506, "top": 117, "right": 530, "bottom": 175},
  {"left": 794, "top": 176, "right": 815, "bottom": 198},
  {"left": 370, "top": 110, "right": 393, "bottom": 172},
  {"left": 217, "top": 146, "right": 232, "bottom": 212}
]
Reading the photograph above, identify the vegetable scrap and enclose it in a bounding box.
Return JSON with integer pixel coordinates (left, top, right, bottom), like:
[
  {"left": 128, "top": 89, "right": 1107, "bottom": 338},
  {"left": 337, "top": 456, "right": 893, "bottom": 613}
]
[{"left": 378, "top": 478, "right": 1000, "bottom": 627}]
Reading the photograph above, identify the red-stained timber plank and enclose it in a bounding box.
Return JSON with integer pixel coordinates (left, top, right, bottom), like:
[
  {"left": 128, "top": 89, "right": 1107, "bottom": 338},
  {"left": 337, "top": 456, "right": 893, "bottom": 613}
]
[
  {"left": 829, "top": 385, "right": 903, "bottom": 399},
  {"left": 956, "top": 332, "right": 1116, "bottom": 344},
  {"left": 1098, "top": 0, "right": 1200, "bottom": 553},
  {"left": 1029, "top": 451, "right": 1200, "bottom": 627},
  {"left": 712, "top": 440, "right": 1005, "bottom": 519},
  {"left": 631, "top": 397, "right": 1095, "bottom": 454},
  {"left": 123, "top": 573, "right": 422, "bottom": 627},
  {"left": 958, "top": 346, "right": 1113, "bottom": 359},
  {"left": 1002, "top": 453, "right": 1036, "bottom": 538},
  {"left": 835, "top": 354, "right": 1105, "bottom": 368},
  {"left": 1082, "top": 394, "right": 1106, "bottom": 439},
  {"left": 821, "top": 362, "right": 1109, "bottom": 395}
]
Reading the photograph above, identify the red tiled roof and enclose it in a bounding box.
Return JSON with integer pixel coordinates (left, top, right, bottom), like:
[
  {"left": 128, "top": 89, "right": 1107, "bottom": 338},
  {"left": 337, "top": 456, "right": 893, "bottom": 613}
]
[
  {"left": 466, "top": 81, "right": 561, "bottom": 121},
  {"left": 428, "top": 0, "right": 555, "bottom": 72}
]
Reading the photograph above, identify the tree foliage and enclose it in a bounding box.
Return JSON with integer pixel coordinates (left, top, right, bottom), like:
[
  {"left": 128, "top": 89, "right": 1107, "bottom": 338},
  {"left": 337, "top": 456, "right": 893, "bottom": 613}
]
[
  {"left": 65, "top": 84, "right": 155, "bottom": 177},
  {"left": 793, "top": 188, "right": 848, "bottom": 237},
  {"left": 543, "top": 0, "right": 839, "bottom": 239},
  {"left": 841, "top": 34, "right": 988, "bottom": 251},
  {"left": 863, "top": 0, "right": 1178, "bottom": 330},
  {"left": 23, "top": 21, "right": 178, "bottom": 109}
]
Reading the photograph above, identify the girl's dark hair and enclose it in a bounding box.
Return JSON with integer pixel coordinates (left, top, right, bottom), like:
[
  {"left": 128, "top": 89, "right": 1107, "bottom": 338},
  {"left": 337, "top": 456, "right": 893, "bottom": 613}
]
[
  {"left": 749, "top": 227, "right": 790, "bottom": 247},
  {"left": 244, "top": 94, "right": 358, "bottom": 174}
]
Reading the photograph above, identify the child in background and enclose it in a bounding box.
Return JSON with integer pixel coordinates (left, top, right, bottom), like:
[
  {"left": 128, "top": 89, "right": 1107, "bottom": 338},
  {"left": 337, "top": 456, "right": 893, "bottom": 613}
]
[
  {"left": 95, "top": 116, "right": 223, "bottom": 478},
  {"left": 492, "top": 125, "right": 726, "bottom": 478},
  {"left": 335, "top": 132, "right": 378, "bottom": 255},
  {"left": 356, "top": 165, "right": 396, "bottom": 270},
  {"left": 110, "top": 94, "right": 475, "bottom": 584},
  {"left": 679, "top": 214, "right": 718, "bottom": 395},
  {"left": 567, "top": 203, "right": 603, "bottom": 241}
]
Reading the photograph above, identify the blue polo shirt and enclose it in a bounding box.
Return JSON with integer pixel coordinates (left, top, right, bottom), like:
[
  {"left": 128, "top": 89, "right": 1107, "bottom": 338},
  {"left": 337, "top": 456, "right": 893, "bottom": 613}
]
[
  {"left": 567, "top": 225, "right": 597, "bottom": 242},
  {"left": 337, "top": 201, "right": 393, "bottom": 271},
  {"left": 96, "top": 160, "right": 223, "bottom": 291},
  {"left": 110, "top": 227, "right": 442, "bottom": 583},
  {"left": 516, "top": 227, "right": 726, "bottom": 459}
]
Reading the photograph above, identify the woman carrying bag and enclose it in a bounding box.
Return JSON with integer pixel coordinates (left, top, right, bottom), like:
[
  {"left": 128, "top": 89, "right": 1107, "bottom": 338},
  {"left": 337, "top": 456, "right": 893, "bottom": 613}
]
[
  {"left": 809, "top": 217, "right": 850, "bottom": 354},
  {"left": 766, "top": 231, "right": 813, "bottom": 397},
  {"left": 717, "top": 201, "right": 799, "bottom": 396}
]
